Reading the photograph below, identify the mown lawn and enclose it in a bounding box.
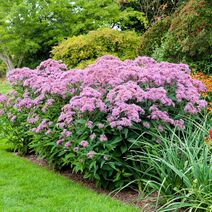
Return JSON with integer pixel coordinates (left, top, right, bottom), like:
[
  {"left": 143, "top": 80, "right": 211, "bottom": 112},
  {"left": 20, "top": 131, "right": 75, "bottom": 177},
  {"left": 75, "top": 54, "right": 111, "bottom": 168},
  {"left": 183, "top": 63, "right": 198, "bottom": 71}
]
[
  {"left": 0, "top": 79, "right": 10, "bottom": 94},
  {"left": 0, "top": 80, "right": 139, "bottom": 212},
  {"left": 0, "top": 140, "right": 138, "bottom": 212}
]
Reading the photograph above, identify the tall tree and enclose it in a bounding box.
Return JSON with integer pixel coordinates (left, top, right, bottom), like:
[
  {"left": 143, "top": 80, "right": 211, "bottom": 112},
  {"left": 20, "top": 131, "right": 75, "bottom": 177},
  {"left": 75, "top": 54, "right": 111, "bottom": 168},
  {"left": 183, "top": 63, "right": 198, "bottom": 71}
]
[
  {"left": 0, "top": 0, "right": 76, "bottom": 72},
  {"left": 119, "top": 0, "right": 182, "bottom": 24}
]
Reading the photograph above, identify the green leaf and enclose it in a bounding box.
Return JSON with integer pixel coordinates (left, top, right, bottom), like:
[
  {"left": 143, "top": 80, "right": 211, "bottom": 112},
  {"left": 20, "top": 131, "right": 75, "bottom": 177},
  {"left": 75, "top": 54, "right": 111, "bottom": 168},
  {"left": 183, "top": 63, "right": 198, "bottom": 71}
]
[{"left": 120, "top": 145, "right": 128, "bottom": 154}]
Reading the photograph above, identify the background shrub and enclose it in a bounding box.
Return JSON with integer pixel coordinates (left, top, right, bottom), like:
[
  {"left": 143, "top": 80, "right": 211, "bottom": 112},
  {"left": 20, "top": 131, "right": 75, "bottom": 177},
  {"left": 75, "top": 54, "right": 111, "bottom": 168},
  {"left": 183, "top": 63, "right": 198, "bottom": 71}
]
[
  {"left": 52, "top": 28, "right": 140, "bottom": 68},
  {"left": 168, "top": 0, "right": 211, "bottom": 61},
  {"left": 138, "top": 17, "right": 171, "bottom": 57},
  {"left": 138, "top": 0, "right": 212, "bottom": 73},
  {"left": 156, "top": 0, "right": 211, "bottom": 62},
  {"left": 118, "top": 0, "right": 180, "bottom": 24}
]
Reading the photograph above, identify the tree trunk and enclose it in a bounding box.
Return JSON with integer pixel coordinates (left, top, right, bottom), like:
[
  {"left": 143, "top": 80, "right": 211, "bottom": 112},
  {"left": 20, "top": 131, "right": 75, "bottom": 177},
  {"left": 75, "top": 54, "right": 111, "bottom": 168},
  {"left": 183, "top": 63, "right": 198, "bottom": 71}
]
[
  {"left": 17, "top": 55, "right": 24, "bottom": 68},
  {"left": 0, "top": 52, "right": 14, "bottom": 73}
]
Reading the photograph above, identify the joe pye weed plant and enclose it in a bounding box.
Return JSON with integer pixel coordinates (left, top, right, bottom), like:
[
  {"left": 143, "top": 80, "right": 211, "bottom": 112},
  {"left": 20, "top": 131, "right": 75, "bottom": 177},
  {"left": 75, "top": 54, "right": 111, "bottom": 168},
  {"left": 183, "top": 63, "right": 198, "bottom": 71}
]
[{"left": 0, "top": 55, "right": 209, "bottom": 193}]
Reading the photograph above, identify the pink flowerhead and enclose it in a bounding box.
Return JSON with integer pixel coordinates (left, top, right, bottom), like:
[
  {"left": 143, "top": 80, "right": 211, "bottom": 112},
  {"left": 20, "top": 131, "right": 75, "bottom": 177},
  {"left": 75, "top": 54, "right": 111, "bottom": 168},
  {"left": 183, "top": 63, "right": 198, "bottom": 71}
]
[
  {"left": 56, "top": 139, "right": 63, "bottom": 145},
  {"left": 31, "top": 128, "right": 36, "bottom": 132},
  {"left": 87, "top": 151, "right": 95, "bottom": 159},
  {"left": 86, "top": 121, "right": 93, "bottom": 128},
  {"left": 0, "top": 94, "right": 7, "bottom": 103},
  {"left": 86, "top": 121, "right": 93, "bottom": 129},
  {"left": 0, "top": 109, "right": 4, "bottom": 116},
  {"left": 57, "top": 123, "right": 65, "bottom": 129},
  {"left": 175, "top": 119, "right": 185, "bottom": 129},
  {"left": 10, "top": 115, "right": 16, "bottom": 122},
  {"left": 61, "top": 129, "right": 72, "bottom": 137},
  {"left": 65, "top": 141, "right": 71, "bottom": 148},
  {"left": 157, "top": 125, "right": 163, "bottom": 132},
  {"left": 80, "top": 140, "right": 89, "bottom": 147},
  {"left": 100, "top": 134, "right": 108, "bottom": 142},
  {"left": 97, "top": 123, "right": 104, "bottom": 129},
  {"left": 73, "top": 147, "right": 79, "bottom": 152},
  {"left": 143, "top": 122, "right": 150, "bottom": 129},
  {"left": 45, "top": 129, "right": 52, "bottom": 135},
  {"left": 89, "top": 133, "right": 96, "bottom": 140},
  {"left": 27, "top": 115, "right": 39, "bottom": 124}
]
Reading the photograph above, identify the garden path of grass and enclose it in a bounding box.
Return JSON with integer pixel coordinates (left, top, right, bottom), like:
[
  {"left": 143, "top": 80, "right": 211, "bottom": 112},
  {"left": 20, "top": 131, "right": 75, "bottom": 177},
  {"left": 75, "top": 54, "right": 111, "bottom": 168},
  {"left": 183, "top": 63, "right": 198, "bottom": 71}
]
[
  {"left": 0, "top": 81, "right": 139, "bottom": 211},
  {"left": 0, "top": 80, "right": 11, "bottom": 94},
  {"left": 0, "top": 140, "right": 139, "bottom": 212}
]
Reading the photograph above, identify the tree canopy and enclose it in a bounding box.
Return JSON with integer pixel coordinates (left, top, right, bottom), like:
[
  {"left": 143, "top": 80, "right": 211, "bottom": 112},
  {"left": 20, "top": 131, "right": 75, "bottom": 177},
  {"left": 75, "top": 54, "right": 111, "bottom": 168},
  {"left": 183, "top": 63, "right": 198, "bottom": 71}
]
[{"left": 119, "top": 0, "right": 182, "bottom": 24}]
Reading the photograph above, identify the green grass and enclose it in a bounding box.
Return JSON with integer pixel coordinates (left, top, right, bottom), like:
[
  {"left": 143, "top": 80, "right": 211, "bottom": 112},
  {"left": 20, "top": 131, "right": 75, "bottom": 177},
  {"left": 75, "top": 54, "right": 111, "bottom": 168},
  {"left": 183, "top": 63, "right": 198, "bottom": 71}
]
[
  {"left": 0, "top": 140, "right": 138, "bottom": 211},
  {"left": 0, "top": 81, "right": 139, "bottom": 211},
  {"left": 0, "top": 79, "right": 11, "bottom": 94}
]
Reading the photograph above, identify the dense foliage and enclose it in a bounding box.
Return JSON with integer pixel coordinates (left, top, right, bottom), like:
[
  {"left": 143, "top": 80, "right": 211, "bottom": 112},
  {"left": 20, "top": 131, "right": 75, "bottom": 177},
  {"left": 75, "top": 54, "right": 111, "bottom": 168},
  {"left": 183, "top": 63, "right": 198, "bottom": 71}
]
[
  {"left": 158, "top": 0, "right": 211, "bottom": 62},
  {"left": 119, "top": 0, "right": 181, "bottom": 24},
  {"left": 138, "top": 17, "right": 171, "bottom": 56},
  {"left": 128, "top": 116, "right": 212, "bottom": 211},
  {"left": 52, "top": 28, "right": 140, "bottom": 68},
  {"left": 138, "top": 0, "right": 212, "bottom": 73},
  {"left": 0, "top": 56, "right": 208, "bottom": 190}
]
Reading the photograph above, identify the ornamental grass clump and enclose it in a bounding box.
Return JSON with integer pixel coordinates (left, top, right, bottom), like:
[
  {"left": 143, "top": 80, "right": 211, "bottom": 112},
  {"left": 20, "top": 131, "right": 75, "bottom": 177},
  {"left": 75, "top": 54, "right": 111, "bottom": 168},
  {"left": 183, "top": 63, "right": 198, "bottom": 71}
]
[
  {"left": 127, "top": 115, "right": 212, "bottom": 211},
  {"left": 0, "top": 56, "right": 208, "bottom": 189}
]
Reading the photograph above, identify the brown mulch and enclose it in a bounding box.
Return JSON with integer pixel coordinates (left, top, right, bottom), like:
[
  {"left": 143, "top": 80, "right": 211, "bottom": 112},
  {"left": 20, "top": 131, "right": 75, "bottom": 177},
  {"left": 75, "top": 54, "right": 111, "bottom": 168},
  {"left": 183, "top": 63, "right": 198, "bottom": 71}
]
[{"left": 19, "top": 153, "right": 157, "bottom": 211}]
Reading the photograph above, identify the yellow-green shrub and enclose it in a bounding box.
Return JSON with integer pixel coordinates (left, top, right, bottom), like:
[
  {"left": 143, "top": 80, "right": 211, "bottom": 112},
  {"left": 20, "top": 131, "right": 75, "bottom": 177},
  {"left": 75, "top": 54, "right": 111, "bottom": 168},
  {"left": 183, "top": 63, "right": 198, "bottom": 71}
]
[{"left": 52, "top": 28, "right": 140, "bottom": 68}]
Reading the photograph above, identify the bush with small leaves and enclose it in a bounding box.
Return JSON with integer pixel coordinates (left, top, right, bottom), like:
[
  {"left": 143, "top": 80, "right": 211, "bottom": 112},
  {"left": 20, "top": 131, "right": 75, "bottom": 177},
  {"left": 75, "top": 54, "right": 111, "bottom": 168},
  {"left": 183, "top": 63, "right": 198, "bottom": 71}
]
[{"left": 52, "top": 28, "right": 140, "bottom": 68}]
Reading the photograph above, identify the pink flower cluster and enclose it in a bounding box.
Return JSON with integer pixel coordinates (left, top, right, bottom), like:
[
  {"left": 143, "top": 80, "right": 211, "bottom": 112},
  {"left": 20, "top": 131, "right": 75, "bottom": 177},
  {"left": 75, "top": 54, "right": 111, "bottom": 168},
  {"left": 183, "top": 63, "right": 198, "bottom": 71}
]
[
  {"left": 2, "top": 56, "right": 207, "bottom": 138},
  {"left": 58, "top": 55, "right": 207, "bottom": 128},
  {"left": 27, "top": 114, "right": 40, "bottom": 124},
  {"left": 0, "top": 94, "right": 7, "bottom": 103},
  {"left": 8, "top": 59, "right": 83, "bottom": 98},
  {"left": 69, "top": 87, "right": 107, "bottom": 113},
  {"left": 41, "top": 98, "right": 55, "bottom": 113}
]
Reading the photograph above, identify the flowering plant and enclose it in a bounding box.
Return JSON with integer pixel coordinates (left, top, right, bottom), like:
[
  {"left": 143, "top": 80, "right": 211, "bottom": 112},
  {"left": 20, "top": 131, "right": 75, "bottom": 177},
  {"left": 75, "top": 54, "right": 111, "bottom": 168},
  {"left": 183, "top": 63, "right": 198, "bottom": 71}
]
[{"left": 0, "top": 56, "right": 207, "bottom": 189}]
